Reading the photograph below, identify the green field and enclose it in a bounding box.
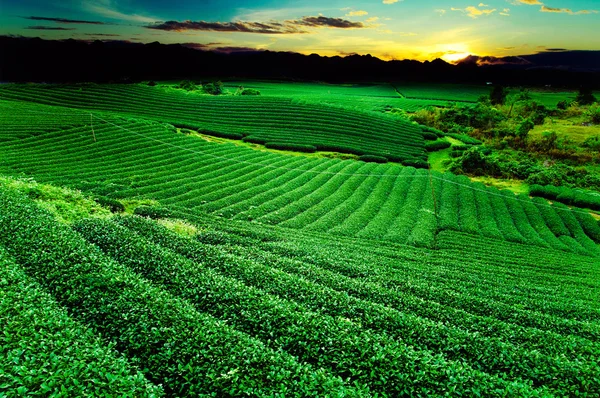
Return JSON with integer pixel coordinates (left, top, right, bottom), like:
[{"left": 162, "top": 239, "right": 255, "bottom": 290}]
[{"left": 1, "top": 82, "right": 599, "bottom": 396}]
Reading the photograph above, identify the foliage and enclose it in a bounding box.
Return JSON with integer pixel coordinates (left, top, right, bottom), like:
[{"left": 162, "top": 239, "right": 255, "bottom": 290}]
[
  {"left": 198, "top": 129, "right": 244, "bottom": 140},
  {"left": 530, "top": 184, "right": 600, "bottom": 211},
  {"left": 265, "top": 142, "right": 317, "bottom": 152},
  {"left": 584, "top": 103, "right": 600, "bottom": 124},
  {"left": 358, "top": 154, "right": 388, "bottom": 163},
  {"left": 133, "top": 205, "right": 172, "bottom": 219},
  {"left": 490, "top": 85, "right": 508, "bottom": 105},
  {"left": 147, "top": 80, "right": 157, "bottom": 87},
  {"left": 202, "top": 80, "right": 224, "bottom": 95},
  {"left": 0, "top": 189, "right": 352, "bottom": 396},
  {"left": 177, "top": 80, "right": 197, "bottom": 91},
  {"left": 94, "top": 195, "right": 125, "bottom": 213},
  {"left": 0, "top": 248, "right": 163, "bottom": 397},
  {"left": 240, "top": 88, "right": 261, "bottom": 96},
  {"left": 425, "top": 139, "right": 452, "bottom": 151},
  {"left": 576, "top": 86, "right": 597, "bottom": 106}
]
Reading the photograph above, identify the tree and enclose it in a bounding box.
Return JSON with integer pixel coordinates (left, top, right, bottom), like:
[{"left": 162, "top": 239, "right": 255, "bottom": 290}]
[
  {"left": 490, "top": 85, "right": 508, "bottom": 105},
  {"left": 576, "top": 86, "right": 597, "bottom": 106},
  {"left": 202, "top": 81, "right": 224, "bottom": 95}
]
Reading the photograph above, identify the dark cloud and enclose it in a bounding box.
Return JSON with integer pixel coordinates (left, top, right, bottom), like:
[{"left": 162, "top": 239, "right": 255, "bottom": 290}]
[
  {"left": 23, "top": 16, "right": 105, "bottom": 25},
  {"left": 25, "top": 26, "right": 76, "bottom": 31},
  {"left": 544, "top": 48, "right": 568, "bottom": 52},
  {"left": 212, "top": 46, "right": 265, "bottom": 53},
  {"left": 146, "top": 20, "right": 307, "bottom": 34},
  {"left": 457, "top": 55, "right": 531, "bottom": 66},
  {"left": 146, "top": 16, "right": 365, "bottom": 34},
  {"left": 84, "top": 33, "right": 120, "bottom": 37},
  {"left": 293, "top": 16, "right": 364, "bottom": 28},
  {"left": 179, "top": 42, "right": 225, "bottom": 50}
]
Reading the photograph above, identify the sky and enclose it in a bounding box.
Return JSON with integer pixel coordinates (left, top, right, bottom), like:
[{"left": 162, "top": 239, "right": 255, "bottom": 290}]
[{"left": 1, "top": 0, "right": 599, "bottom": 62}]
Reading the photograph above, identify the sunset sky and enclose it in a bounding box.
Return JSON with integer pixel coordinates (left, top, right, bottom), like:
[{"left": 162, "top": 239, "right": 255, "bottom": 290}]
[{"left": 1, "top": 0, "right": 599, "bottom": 61}]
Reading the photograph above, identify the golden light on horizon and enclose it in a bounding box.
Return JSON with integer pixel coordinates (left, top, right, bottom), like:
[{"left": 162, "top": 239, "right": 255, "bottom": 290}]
[
  {"left": 437, "top": 43, "right": 471, "bottom": 63},
  {"left": 442, "top": 52, "right": 471, "bottom": 62}
]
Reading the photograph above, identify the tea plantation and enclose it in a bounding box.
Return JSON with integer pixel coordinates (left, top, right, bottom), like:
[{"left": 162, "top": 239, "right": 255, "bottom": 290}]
[{"left": 0, "top": 83, "right": 599, "bottom": 396}]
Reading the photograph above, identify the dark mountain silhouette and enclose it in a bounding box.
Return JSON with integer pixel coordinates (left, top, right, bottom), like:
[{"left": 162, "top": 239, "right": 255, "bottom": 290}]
[{"left": 0, "top": 36, "right": 598, "bottom": 87}]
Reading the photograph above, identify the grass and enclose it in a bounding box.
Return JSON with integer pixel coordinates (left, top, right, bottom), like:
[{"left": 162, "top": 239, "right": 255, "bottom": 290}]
[
  {"left": 185, "top": 129, "right": 361, "bottom": 161},
  {"left": 530, "top": 115, "right": 600, "bottom": 143},
  {"left": 470, "top": 176, "right": 529, "bottom": 195}
]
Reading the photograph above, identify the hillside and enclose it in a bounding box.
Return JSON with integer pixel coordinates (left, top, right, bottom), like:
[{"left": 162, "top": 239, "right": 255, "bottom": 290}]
[
  {"left": 1, "top": 180, "right": 599, "bottom": 396},
  {"left": 1, "top": 82, "right": 600, "bottom": 396},
  {"left": 1, "top": 95, "right": 599, "bottom": 255}
]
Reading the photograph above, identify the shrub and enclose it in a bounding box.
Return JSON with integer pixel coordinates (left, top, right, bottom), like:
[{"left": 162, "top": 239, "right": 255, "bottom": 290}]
[
  {"left": 242, "top": 136, "right": 268, "bottom": 145},
  {"left": 490, "top": 85, "right": 508, "bottom": 105},
  {"left": 576, "top": 86, "right": 597, "bottom": 106},
  {"left": 584, "top": 103, "right": 600, "bottom": 124},
  {"left": 202, "top": 81, "right": 224, "bottom": 95},
  {"left": 147, "top": 81, "right": 157, "bottom": 87},
  {"left": 133, "top": 205, "right": 171, "bottom": 219},
  {"left": 358, "top": 155, "right": 388, "bottom": 163},
  {"left": 94, "top": 196, "right": 125, "bottom": 213},
  {"left": 422, "top": 131, "right": 438, "bottom": 141},
  {"left": 178, "top": 80, "right": 197, "bottom": 91},
  {"left": 425, "top": 140, "right": 451, "bottom": 152},
  {"left": 556, "top": 100, "right": 571, "bottom": 110},
  {"left": 265, "top": 142, "right": 317, "bottom": 153},
  {"left": 199, "top": 129, "right": 244, "bottom": 140},
  {"left": 240, "top": 88, "right": 261, "bottom": 96},
  {"left": 402, "top": 158, "right": 429, "bottom": 169}
]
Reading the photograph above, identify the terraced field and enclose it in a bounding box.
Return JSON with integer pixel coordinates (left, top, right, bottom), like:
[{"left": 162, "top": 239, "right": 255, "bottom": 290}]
[
  {"left": 1, "top": 83, "right": 599, "bottom": 396},
  {"left": 0, "top": 84, "right": 425, "bottom": 162},
  {"left": 1, "top": 183, "right": 599, "bottom": 396},
  {"left": 393, "top": 82, "right": 490, "bottom": 102},
  {"left": 0, "top": 99, "right": 599, "bottom": 255}
]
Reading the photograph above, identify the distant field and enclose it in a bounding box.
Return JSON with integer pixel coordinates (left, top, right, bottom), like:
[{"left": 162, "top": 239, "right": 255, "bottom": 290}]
[
  {"left": 0, "top": 84, "right": 425, "bottom": 162},
  {"left": 2, "top": 81, "right": 600, "bottom": 396},
  {"left": 1, "top": 99, "right": 599, "bottom": 255},
  {"left": 393, "top": 82, "right": 490, "bottom": 102},
  {"left": 224, "top": 80, "right": 407, "bottom": 112}
]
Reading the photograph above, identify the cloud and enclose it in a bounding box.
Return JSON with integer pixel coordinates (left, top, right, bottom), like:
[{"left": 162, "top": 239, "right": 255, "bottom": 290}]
[
  {"left": 434, "top": 9, "right": 446, "bottom": 15},
  {"left": 346, "top": 10, "right": 368, "bottom": 17},
  {"left": 512, "top": 0, "right": 542, "bottom": 4},
  {"left": 23, "top": 16, "right": 105, "bottom": 25},
  {"left": 452, "top": 6, "right": 497, "bottom": 18},
  {"left": 212, "top": 46, "right": 265, "bottom": 54},
  {"left": 458, "top": 54, "right": 532, "bottom": 65},
  {"left": 146, "top": 16, "right": 365, "bottom": 34},
  {"left": 500, "top": 12, "right": 510, "bottom": 16},
  {"left": 382, "top": 0, "right": 400, "bottom": 4},
  {"left": 83, "top": 0, "right": 157, "bottom": 23},
  {"left": 83, "top": 33, "right": 120, "bottom": 36},
  {"left": 147, "top": 20, "right": 307, "bottom": 34},
  {"left": 479, "top": 3, "right": 489, "bottom": 6},
  {"left": 298, "top": 16, "right": 364, "bottom": 28},
  {"left": 366, "top": 17, "right": 379, "bottom": 22},
  {"left": 25, "top": 26, "right": 76, "bottom": 30},
  {"left": 540, "top": 5, "right": 598, "bottom": 14}
]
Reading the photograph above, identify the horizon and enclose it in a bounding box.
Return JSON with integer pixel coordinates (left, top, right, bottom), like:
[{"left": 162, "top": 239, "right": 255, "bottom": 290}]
[{"left": 1, "top": 1, "right": 599, "bottom": 62}]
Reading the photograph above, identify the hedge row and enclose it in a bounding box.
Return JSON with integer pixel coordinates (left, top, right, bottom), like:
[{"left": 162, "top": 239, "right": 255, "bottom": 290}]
[
  {"left": 425, "top": 140, "right": 451, "bottom": 152},
  {"left": 264, "top": 142, "right": 317, "bottom": 152},
  {"left": 530, "top": 184, "right": 600, "bottom": 211},
  {"left": 114, "top": 215, "right": 600, "bottom": 396},
  {"left": 0, "top": 248, "right": 162, "bottom": 397},
  {"left": 0, "top": 189, "right": 353, "bottom": 397},
  {"left": 102, "top": 215, "right": 549, "bottom": 396},
  {"left": 358, "top": 154, "right": 388, "bottom": 163}
]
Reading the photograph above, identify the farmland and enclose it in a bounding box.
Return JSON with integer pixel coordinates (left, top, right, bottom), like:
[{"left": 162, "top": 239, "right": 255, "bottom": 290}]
[{"left": 1, "top": 81, "right": 599, "bottom": 396}]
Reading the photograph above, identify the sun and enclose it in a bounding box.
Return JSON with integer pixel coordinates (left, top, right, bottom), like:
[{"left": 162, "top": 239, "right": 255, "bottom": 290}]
[
  {"left": 441, "top": 52, "right": 471, "bottom": 62},
  {"left": 435, "top": 43, "right": 472, "bottom": 63}
]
